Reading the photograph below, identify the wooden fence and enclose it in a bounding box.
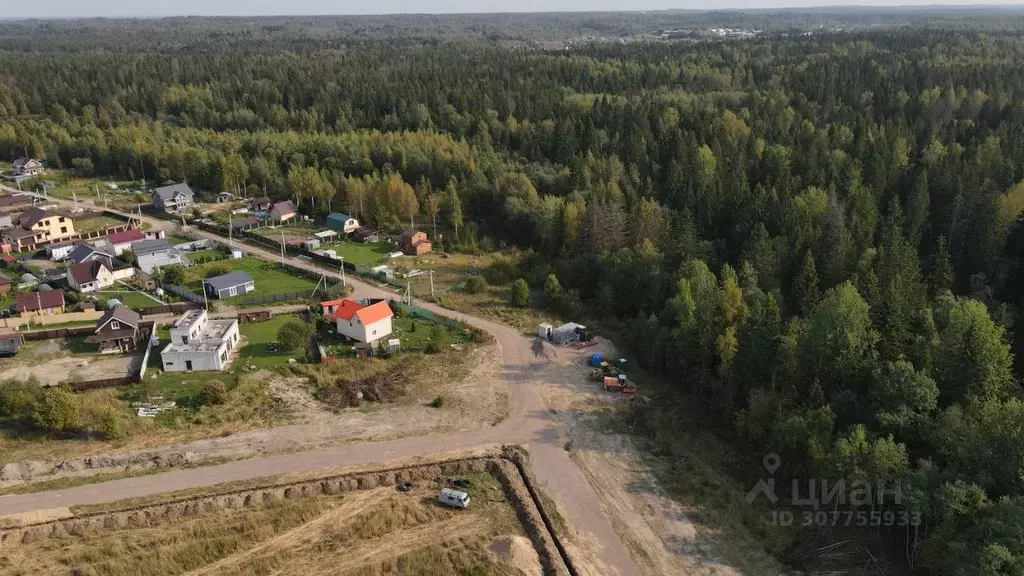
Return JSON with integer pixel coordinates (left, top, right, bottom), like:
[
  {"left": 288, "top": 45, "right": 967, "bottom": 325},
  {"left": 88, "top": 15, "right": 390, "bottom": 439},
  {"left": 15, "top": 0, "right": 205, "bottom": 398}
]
[
  {"left": 138, "top": 301, "right": 202, "bottom": 317},
  {"left": 22, "top": 326, "right": 94, "bottom": 341}
]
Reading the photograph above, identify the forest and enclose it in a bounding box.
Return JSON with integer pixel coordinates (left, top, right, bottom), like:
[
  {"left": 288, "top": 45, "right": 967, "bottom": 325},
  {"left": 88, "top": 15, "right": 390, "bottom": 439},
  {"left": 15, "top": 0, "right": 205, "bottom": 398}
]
[{"left": 4, "top": 12, "right": 1024, "bottom": 574}]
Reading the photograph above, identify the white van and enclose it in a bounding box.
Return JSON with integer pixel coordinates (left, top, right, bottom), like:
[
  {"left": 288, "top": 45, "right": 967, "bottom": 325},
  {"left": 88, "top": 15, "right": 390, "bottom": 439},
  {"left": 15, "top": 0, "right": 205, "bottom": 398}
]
[{"left": 438, "top": 488, "right": 470, "bottom": 509}]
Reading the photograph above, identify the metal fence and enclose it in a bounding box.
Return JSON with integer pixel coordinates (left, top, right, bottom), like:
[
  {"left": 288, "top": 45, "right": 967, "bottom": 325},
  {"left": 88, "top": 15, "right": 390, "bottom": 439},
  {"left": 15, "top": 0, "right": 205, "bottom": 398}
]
[{"left": 157, "top": 280, "right": 206, "bottom": 305}]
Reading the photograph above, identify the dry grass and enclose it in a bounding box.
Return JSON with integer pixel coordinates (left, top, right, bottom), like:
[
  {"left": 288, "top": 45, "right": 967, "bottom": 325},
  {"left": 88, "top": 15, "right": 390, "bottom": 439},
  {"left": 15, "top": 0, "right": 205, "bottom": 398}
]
[{"left": 7, "top": 472, "right": 529, "bottom": 576}]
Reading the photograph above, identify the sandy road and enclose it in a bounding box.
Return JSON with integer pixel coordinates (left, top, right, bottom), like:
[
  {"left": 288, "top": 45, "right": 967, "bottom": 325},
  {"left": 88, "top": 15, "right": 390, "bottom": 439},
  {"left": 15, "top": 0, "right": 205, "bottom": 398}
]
[{"left": 0, "top": 187, "right": 642, "bottom": 576}]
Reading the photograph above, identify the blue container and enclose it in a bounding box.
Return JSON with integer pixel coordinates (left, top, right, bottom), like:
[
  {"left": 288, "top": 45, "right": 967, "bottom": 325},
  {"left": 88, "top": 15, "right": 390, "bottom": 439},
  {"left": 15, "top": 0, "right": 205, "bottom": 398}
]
[{"left": 591, "top": 353, "right": 604, "bottom": 367}]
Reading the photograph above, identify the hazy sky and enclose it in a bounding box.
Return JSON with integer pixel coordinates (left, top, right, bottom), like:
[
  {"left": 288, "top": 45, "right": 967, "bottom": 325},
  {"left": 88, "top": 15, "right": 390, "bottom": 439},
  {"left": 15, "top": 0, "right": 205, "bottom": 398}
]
[{"left": 11, "top": 1, "right": 1024, "bottom": 19}]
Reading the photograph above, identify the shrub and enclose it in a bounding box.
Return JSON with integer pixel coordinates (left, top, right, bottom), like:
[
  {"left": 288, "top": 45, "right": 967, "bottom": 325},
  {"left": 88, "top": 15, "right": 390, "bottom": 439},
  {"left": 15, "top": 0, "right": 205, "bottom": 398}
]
[
  {"left": 99, "top": 407, "right": 122, "bottom": 439},
  {"left": 429, "top": 395, "right": 445, "bottom": 408},
  {"left": 278, "top": 319, "right": 313, "bottom": 351},
  {"left": 465, "top": 275, "right": 487, "bottom": 294},
  {"left": 484, "top": 255, "right": 518, "bottom": 285},
  {"left": 162, "top": 265, "right": 187, "bottom": 285},
  {"left": 425, "top": 340, "right": 441, "bottom": 354},
  {"left": 0, "top": 379, "right": 41, "bottom": 420},
  {"left": 32, "top": 385, "right": 81, "bottom": 433},
  {"left": 198, "top": 380, "right": 228, "bottom": 406},
  {"left": 204, "top": 263, "right": 232, "bottom": 278},
  {"left": 511, "top": 278, "right": 529, "bottom": 307},
  {"left": 544, "top": 273, "right": 563, "bottom": 302}
]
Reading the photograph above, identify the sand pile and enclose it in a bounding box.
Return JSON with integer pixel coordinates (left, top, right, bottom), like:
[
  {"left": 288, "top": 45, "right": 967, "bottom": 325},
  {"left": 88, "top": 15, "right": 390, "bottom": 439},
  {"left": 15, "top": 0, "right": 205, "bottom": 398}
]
[{"left": 489, "top": 535, "right": 542, "bottom": 576}]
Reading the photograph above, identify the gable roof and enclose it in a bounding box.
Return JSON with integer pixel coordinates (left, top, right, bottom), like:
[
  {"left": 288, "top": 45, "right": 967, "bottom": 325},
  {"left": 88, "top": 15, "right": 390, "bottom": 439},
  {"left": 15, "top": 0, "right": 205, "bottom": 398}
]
[
  {"left": 107, "top": 228, "right": 145, "bottom": 246},
  {"left": 0, "top": 194, "right": 31, "bottom": 208},
  {"left": 96, "top": 305, "right": 141, "bottom": 332},
  {"left": 326, "top": 299, "right": 365, "bottom": 321},
  {"left": 16, "top": 207, "right": 55, "bottom": 228},
  {"left": 400, "top": 229, "right": 424, "bottom": 243},
  {"left": 69, "top": 260, "right": 107, "bottom": 284},
  {"left": 204, "top": 270, "right": 254, "bottom": 292},
  {"left": 252, "top": 196, "right": 271, "bottom": 205},
  {"left": 68, "top": 243, "right": 111, "bottom": 264},
  {"left": 131, "top": 239, "right": 174, "bottom": 256},
  {"left": 16, "top": 289, "right": 64, "bottom": 311},
  {"left": 153, "top": 183, "right": 194, "bottom": 201},
  {"left": 354, "top": 300, "right": 393, "bottom": 325},
  {"left": 327, "top": 212, "right": 353, "bottom": 222},
  {"left": 271, "top": 200, "right": 297, "bottom": 215}
]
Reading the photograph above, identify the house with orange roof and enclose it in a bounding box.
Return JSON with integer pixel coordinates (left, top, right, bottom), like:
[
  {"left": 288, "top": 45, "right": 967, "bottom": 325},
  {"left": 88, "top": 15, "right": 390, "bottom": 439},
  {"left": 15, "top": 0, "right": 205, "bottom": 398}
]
[{"left": 322, "top": 298, "right": 393, "bottom": 345}]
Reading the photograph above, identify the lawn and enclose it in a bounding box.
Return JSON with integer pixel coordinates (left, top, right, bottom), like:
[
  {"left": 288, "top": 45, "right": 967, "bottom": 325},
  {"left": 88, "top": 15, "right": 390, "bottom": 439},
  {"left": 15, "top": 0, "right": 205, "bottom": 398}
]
[
  {"left": 96, "top": 289, "right": 161, "bottom": 309},
  {"left": 184, "top": 257, "right": 319, "bottom": 301},
  {"left": 253, "top": 221, "right": 320, "bottom": 243},
  {"left": 237, "top": 313, "right": 307, "bottom": 368},
  {"left": 319, "top": 240, "right": 392, "bottom": 267},
  {"left": 44, "top": 175, "right": 149, "bottom": 213},
  {"left": 74, "top": 215, "right": 126, "bottom": 234},
  {"left": 167, "top": 236, "right": 191, "bottom": 245},
  {"left": 185, "top": 248, "right": 227, "bottom": 263}
]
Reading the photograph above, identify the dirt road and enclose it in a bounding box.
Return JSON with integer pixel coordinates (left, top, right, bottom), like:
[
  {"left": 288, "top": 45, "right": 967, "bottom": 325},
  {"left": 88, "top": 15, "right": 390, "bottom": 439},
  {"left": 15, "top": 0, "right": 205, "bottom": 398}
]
[{"left": 0, "top": 188, "right": 643, "bottom": 576}]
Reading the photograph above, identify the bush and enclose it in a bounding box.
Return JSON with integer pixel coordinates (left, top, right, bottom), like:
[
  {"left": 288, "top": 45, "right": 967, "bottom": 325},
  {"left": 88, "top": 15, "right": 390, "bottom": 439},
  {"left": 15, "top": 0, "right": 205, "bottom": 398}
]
[
  {"left": 511, "top": 278, "right": 530, "bottom": 307},
  {"left": 465, "top": 275, "right": 487, "bottom": 294},
  {"left": 32, "top": 385, "right": 81, "bottom": 433},
  {"left": 204, "top": 263, "right": 232, "bottom": 279},
  {"left": 162, "top": 265, "right": 187, "bottom": 285},
  {"left": 99, "top": 407, "right": 122, "bottom": 439},
  {"left": 278, "top": 319, "right": 313, "bottom": 351},
  {"left": 198, "top": 380, "right": 227, "bottom": 406},
  {"left": 544, "top": 273, "right": 563, "bottom": 302},
  {"left": 429, "top": 395, "right": 445, "bottom": 408},
  {"left": 0, "top": 379, "right": 41, "bottom": 420},
  {"left": 425, "top": 340, "right": 441, "bottom": 354},
  {"left": 484, "top": 255, "right": 518, "bottom": 285}
]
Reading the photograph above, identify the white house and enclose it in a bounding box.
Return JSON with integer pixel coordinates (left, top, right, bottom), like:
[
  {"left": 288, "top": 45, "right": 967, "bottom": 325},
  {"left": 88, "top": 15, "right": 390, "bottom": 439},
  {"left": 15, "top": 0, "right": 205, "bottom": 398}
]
[
  {"left": 160, "top": 309, "right": 241, "bottom": 372},
  {"left": 12, "top": 157, "right": 43, "bottom": 178},
  {"left": 45, "top": 241, "right": 77, "bottom": 261},
  {"left": 152, "top": 183, "right": 195, "bottom": 214},
  {"left": 322, "top": 298, "right": 393, "bottom": 345},
  {"left": 132, "top": 239, "right": 190, "bottom": 274},
  {"left": 67, "top": 260, "right": 114, "bottom": 293}
]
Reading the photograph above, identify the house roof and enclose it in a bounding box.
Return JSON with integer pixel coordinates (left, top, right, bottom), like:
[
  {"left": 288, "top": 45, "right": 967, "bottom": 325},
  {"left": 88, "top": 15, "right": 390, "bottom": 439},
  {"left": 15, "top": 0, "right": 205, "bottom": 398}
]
[
  {"left": 231, "top": 216, "right": 261, "bottom": 229},
  {"left": 153, "top": 183, "right": 194, "bottom": 201},
  {"left": 204, "top": 270, "right": 254, "bottom": 292},
  {"left": 271, "top": 200, "right": 297, "bottom": 215},
  {"left": 107, "top": 228, "right": 145, "bottom": 246},
  {"left": 355, "top": 300, "right": 393, "bottom": 325},
  {"left": 327, "top": 212, "right": 353, "bottom": 222},
  {"left": 400, "top": 229, "right": 423, "bottom": 243},
  {"left": 252, "top": 196, "right": 271, "bottom": 205},
  {"left": 68, "top": 243, "right": 111, "bottom": 264},
  {"left": 15, "top": 290, "right": 64, "bottom": 311},
  {"left": 15, "top": 207, "right": 55, "bottom": 228},
  {"left": 96, "top": 305, "right": 141, "bottom": 331},
  {"left": 354, "top": 226, "right": 377, "bottom": 237},
  {"left": 0, "top": 273, "right": 9, "bottom": 286},
  {"left": 45, "top": 240, "right": 75, "bottom": 251},
  {"left": 325, "top": 298, "right": 365, "bottom": 321},
  {"left": 4, "top": 227, "right": 35, "bottom": 240},
  {"left": 0, "top": 194, "right": 31, "bottom": 207},
  {"left": 131, "top": 239, "right": 174, "bottom": 256},
  {"left": 69, "top": 260, "right": 107, "bottom": 284}
]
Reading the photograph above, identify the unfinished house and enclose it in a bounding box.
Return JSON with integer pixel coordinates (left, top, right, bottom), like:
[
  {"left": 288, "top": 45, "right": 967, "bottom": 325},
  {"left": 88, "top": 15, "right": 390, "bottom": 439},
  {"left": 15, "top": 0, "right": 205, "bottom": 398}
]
[{"left": 160, "top": 309, "right": 240, "bottom": 372}]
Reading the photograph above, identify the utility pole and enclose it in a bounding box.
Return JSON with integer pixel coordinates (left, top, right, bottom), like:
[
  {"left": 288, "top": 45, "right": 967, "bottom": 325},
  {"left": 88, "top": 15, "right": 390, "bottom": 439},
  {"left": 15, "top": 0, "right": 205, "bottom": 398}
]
[
  {"left": 340, "top": 257, "right": 346, "bottom": 286},
  {"left": 228, "top": 211, "right": 233, "bottom": 247},
  {"left": 73, "top": 189, "right": 80, "bottom": 211},
  {"left": 280, "top": 229, "right": 285, "bottom": 264},
  {"left": 429, "top": 270, "right": 435, "bottom": 299}
]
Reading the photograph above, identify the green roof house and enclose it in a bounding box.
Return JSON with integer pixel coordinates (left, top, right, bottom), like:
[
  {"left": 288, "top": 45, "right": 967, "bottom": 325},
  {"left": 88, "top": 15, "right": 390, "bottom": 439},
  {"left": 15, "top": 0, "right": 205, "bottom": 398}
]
[{"left": 326, "top": 213, "right": 360, "bottom": 234}]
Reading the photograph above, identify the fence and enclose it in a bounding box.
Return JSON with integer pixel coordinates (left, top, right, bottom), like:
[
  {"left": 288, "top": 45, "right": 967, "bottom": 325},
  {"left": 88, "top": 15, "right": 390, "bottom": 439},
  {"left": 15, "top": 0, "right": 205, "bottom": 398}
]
[
  {"left": 156, "top": 280, "right": 206, "bottom": 305},
  {"left": 236, "top": 282, "right": 344, "bottom": 306},
  {"left": 138, "top": 301, "right": 202, "bottom": 317},
  {"left": 22, "top": 325, "right": 94, "bottom": 341},
  {"left": 3, "top": 309, "right": 106, "bottom": 329}
]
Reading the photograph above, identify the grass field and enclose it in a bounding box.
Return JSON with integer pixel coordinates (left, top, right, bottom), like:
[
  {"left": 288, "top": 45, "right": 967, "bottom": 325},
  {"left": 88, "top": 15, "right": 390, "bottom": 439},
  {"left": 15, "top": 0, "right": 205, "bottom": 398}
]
[
  {"left": 319, "top": 240, "right": 392, "bottom": 266},
  {"left": 43, "top": 175, "right": 150, "bottom": 213},
  {"left": 96, "top": 289, "right": 160, "bottom": 309},
  {"left": 252, "top": 221, "right": 320, "bottom": 243},
  {"left": 73, "top": 215, "right": 125, "bottom": 234},
  {"left": 237, "top": 313, "right": 306, "bottom": 368},
  {"left": 185, "top": 257, "right": 318, "bottom": 301},
  {"left": 4, "top": 471, "right": 536, "bottom": 576}
]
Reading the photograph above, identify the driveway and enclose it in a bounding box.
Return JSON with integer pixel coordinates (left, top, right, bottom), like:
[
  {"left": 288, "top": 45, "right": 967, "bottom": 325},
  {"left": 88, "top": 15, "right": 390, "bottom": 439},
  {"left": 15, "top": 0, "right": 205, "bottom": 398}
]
[{"left": 0, "top": 185, "right": 643, "bottom": 576}]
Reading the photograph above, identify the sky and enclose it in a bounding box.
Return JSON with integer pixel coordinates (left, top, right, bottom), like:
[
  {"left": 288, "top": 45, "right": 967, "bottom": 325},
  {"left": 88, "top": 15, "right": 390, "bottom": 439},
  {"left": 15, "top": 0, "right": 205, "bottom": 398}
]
[{"left": 10, "top": 1, "right": 1024, "bottom": 19}]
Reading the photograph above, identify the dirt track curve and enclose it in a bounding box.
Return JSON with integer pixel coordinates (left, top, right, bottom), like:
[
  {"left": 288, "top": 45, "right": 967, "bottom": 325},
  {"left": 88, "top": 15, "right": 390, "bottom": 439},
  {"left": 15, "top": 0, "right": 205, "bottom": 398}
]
[{"left": 0, "top": 187, "right": 642, "bottom": 576}]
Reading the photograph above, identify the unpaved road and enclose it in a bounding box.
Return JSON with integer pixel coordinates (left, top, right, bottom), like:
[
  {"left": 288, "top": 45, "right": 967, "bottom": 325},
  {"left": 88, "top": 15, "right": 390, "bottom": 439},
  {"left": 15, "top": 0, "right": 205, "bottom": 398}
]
[{"left": 0, "top": 188, "right": 642, "bottom": 575}]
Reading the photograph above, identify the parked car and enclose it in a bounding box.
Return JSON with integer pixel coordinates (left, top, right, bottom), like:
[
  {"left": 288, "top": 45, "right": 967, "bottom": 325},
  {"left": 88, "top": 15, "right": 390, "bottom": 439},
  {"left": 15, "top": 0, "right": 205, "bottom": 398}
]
[{"left": 438, "top": 488, "right": 470, "bottom": 509}]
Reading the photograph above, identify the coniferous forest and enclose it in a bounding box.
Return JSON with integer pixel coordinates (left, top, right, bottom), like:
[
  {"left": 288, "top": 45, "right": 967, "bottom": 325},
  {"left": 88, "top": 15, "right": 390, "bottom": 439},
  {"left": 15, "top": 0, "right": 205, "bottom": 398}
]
[{"left": 5, "top": 11, "right": 1024, "bottom": 573}]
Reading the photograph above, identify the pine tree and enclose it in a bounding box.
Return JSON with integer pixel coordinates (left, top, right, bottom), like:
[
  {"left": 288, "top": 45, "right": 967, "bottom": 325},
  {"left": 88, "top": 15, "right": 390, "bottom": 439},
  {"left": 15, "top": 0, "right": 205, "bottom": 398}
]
[
  {"left": 931, "top": 235, "right": 954, "bottom": 297},
  {"left": 793, "top": 250, "right": 821, "bottom": 316}
]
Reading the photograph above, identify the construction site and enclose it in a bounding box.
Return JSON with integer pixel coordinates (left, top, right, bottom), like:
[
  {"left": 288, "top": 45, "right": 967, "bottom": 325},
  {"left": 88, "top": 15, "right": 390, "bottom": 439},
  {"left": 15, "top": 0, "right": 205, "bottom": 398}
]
[{"left": 0, "top": 451, "right": 570, "bottom": 576}]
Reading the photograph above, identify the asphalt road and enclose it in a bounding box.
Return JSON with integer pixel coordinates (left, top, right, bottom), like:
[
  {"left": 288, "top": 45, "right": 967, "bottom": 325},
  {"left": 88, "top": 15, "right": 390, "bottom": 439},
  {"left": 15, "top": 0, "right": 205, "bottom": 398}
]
[{"left": 0, "top": 187, "right": 642, "bottom": 576}]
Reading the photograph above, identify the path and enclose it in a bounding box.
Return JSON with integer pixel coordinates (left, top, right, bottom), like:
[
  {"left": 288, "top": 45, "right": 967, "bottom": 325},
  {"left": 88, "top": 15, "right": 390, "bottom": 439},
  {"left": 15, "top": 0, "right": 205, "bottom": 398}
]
[{"left": 0, "top": 185, "right": 642, "bottom": 576}]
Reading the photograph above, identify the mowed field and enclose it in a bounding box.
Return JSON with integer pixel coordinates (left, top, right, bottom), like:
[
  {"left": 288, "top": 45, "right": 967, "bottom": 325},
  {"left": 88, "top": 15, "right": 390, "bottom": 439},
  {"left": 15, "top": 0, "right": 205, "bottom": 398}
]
[{"left": 1, "top": 472, "right": 541, "bottom": 576}]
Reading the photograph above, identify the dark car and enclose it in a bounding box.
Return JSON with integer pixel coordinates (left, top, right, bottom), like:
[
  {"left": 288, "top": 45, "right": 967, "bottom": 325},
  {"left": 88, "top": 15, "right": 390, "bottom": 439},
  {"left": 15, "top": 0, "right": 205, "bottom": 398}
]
[{"left": 396, "top": 481, "right": 415, "bottom": 492}]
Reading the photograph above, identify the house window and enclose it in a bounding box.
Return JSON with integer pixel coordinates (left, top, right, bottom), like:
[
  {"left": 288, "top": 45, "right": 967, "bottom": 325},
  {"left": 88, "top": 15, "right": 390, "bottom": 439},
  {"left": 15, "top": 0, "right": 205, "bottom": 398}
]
[
  {"left": 111, "top": 321, "right": 120, "bottom": 330},
  {"left": 60, "top": 227, "right": 67, "bottom": 234},
  {"left": 58, "top": 217, "right": 65, "bottom": 223}
]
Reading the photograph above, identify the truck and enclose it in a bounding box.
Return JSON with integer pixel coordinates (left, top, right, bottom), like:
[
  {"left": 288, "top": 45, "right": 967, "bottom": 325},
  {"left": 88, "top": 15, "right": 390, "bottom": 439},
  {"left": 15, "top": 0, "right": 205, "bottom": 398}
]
[
  {"left": 438, "top": 488, "right": 471, "bottom": 509},
  {"left": 603, "top": 374, "right": 637, "bottom": 394}
]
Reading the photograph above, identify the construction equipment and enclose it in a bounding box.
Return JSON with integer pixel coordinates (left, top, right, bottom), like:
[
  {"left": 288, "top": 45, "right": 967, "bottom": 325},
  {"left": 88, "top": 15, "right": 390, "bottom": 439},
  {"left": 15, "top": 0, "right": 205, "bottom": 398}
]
[
  {"left": 590, "top": 360, "right": 620, "bottom": 381},
  {"left": 603, "top": 374, "right": 637, "bottom": 394}
]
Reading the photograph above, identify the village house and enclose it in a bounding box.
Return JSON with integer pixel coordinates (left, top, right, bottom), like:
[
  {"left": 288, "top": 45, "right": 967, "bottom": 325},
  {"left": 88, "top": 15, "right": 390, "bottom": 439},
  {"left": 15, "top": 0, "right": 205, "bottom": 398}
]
[
  {"left": 103, "top": 228, "right": 145, "bottom": 255},
  {"left": 67, "top": 243, "right": 112, "bottom": 265},
  {"left": 132, "top": 239, "right": 190, "bottom": 274},
  {"left": 204, "top": 270, "right": 254, "bottom": 299},
  {"left": 354, "top": 226, "right": 379, "bottom": 243},
  {"left": 45, "top": 240, "right": 77, "bottom": 261},
  {"left": 12, "top": 157, "right": 44, "bottom": 178},
  {"left": 152, "top": 182, "right": 195, "bottom": 214},
  {"left": 269, "top": 200, "right": 297, "bottom": 223},
  {"left": 250, "top": 196, "right": 272, "bottom": 212},
  {"left": 68, "top": 260, "right": 115, "bottom": 293},
  {"left": 85, "top": 305, "right": 145, "bottom": 353},
  {"left": 399, "top": 229, "right": 432, "bottom": 255},
  {"left": 3, "top": 208, "right": 75, "bottom": 251},
  {"left": 323, "top": 298, "right": 394, "bottom": 345},
  {"left": 326, "top": 212, "right": 360, "bottom": 234},
  {"left": 15, "top": 289, "right": 65, "bottom": 317},
  {"left": 0, "top": 328, "right": 24, "bottom": 357},
  {"left": 160, "top": 309, "right": 240, "bottom": 372}
]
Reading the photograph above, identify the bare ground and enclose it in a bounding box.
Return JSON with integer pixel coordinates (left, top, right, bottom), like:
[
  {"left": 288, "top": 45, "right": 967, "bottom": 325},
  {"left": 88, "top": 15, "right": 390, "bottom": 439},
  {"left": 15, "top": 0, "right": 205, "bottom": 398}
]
[
  {"left": 0, "top": 345, "right": 508, "bottom": 488},
  {"left": 535, "top": 338, "right": 783, "bottom": 576}
]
